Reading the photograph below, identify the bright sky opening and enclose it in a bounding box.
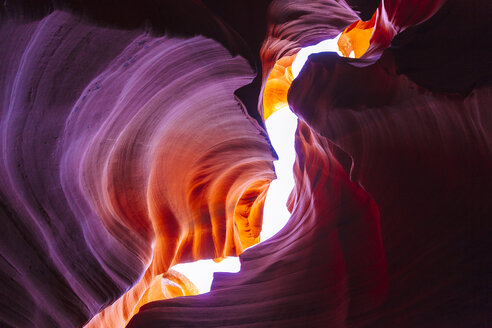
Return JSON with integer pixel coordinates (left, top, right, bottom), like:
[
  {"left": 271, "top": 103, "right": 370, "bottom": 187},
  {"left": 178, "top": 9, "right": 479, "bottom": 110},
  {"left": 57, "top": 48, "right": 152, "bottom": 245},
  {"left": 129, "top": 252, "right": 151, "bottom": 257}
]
[
  {"left": 172, "top": 34, "right": 343, "bottom": 294},
  {"left": 260, "top": 107, "right": 298, "bottom": 241},
  {"left": 291, "top": 32, "right": 345, "bottom": 78},
  {"left": 171, "top": 257, "right": 241, "bottom": 294}
]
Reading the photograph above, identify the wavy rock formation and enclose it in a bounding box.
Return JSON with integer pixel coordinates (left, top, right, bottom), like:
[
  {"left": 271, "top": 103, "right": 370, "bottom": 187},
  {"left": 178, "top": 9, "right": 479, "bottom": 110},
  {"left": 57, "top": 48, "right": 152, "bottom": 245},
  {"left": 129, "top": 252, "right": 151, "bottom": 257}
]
[
  {"left": 127, "top": 120, "right": 388, "bottom": 327},
  {"left": 1, "top": 0, "right": 491, "bottom": 327},
  {"left": 1, "top": 9, "right": 274, "bottom": 327},
  {"left": 289, "top": 52, "right": 492, "bottom": 327}
]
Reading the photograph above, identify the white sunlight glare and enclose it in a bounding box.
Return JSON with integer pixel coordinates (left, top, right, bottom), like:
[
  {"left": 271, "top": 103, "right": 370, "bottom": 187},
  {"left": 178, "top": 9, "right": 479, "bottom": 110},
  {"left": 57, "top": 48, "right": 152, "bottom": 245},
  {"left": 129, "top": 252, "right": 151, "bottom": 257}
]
[
  {"left": 291, "top": 33, "right": 343, "bottom": 78},
  {"left": 260, "top": 107, "right": 298, "bottom": 241},
  {"left": 171, "top": 257, "right": 241, "bottom": 294}
]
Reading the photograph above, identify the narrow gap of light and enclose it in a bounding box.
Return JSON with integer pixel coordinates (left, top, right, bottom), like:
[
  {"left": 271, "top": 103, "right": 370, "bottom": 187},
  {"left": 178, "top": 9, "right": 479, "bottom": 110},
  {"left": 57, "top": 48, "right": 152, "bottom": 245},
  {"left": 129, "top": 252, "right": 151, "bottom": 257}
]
[
  {"left": 169, "top": 30, "right": 343, "bottom": 290},
  {"left": 260, "top": 107, "right": 298, "bottom": 242},
  {"left": 169, "top": 34, "right": 346, "bottom": 295},
  {"left": 172, "top": 31, "right": 343, "bottom": 291},
  {"left": 291, "top": 33, "right": 343, "bottom": 78},
  {"left": 171, "top": 107, "right": 298, "bottom": 294}
]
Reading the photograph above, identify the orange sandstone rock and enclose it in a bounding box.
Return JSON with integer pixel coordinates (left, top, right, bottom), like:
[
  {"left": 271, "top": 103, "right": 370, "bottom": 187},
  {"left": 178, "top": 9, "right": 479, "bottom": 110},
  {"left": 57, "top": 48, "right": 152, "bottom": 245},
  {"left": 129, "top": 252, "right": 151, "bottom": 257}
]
[
  {"left": 338, "top": 12, "right": 376, "bottom": 58},
  {"left": 262, "top": 55, "right": 296, "bottom": 120}
]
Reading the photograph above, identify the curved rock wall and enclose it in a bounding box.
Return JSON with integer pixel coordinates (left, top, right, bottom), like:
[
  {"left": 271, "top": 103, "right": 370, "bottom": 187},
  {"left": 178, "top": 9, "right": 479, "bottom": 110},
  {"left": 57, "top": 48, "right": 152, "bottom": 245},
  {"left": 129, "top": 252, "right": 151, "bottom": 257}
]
[
  {"left": 1, "top": 0, "right": 491, "bottom": 327},
  {"left": 289, "top": 51, "right": 492, "bottom": 327},
  {"left": 0, "top": 10, "right": 274, "bottom": 327},
  {"left": 127, "top": 121, "right": 388, "bottom": 327}
]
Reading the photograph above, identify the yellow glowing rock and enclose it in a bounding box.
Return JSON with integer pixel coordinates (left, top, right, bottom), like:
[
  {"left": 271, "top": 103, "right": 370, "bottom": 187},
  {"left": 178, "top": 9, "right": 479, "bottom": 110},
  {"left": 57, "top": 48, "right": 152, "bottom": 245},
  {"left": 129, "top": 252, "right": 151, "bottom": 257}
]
[
  {"left": 234, "top": 180, "right": 271, "bottom": 248},
  {"left": 338, "top": 12, "right": 376, "bottom": 58},
  {"left": 263, "top": 55, "right": 296, "bottom": 120}
]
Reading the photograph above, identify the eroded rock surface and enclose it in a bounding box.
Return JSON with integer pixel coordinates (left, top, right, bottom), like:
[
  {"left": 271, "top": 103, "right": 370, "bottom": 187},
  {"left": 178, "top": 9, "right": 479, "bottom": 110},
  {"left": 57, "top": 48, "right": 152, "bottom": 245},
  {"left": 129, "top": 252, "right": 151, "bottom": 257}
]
[
  {"left": 1, "top": 0, "right": 491, "bottom": 327},
  {"left": 1, "top": 10, "right": 274, "bottom": 327}
]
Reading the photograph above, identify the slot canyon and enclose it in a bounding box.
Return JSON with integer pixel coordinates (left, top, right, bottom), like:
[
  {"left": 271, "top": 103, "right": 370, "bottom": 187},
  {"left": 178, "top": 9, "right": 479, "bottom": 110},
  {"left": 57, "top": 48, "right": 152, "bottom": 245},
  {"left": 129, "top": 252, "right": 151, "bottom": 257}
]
[{"left": 0, "top": 0, "right": 491, "bottom": 327}]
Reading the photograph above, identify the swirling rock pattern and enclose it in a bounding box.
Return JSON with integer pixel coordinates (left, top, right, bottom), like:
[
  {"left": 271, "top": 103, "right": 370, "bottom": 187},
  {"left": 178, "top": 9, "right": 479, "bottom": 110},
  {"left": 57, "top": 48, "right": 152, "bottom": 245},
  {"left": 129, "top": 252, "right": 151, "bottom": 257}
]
[
  {"left": 1, "top": 0, "right": 491, "bottom": 327},
  {"left": 127, "top": 121, "right": 388, "bottom": 327},
  {"left": 1, "top": 9, "right": 274, "bottom": 327}
]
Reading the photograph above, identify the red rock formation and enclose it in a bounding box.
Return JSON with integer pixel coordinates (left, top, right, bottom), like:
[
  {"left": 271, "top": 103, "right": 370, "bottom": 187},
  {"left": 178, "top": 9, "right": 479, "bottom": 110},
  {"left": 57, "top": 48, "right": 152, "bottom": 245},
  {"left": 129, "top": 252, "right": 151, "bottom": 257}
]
[
  {"left": 1, "top": 0, "right": 491, "bottom": 327},
  {"left": 127, "top": 119, "right": 389, "bottom": 327},
  {"left": 289, "top": 52, "right": 492, "bottom": 327},
  {"left": 129, "top": 0, "right": 492, "bottom": 326}
]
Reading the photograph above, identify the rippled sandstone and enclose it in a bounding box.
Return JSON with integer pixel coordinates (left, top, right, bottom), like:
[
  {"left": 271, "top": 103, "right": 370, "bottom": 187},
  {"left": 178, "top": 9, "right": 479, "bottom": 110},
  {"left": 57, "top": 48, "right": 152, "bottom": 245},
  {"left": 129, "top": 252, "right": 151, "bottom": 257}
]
[{"left": 1, "top": 0, "right": 491, "bottom": 327}]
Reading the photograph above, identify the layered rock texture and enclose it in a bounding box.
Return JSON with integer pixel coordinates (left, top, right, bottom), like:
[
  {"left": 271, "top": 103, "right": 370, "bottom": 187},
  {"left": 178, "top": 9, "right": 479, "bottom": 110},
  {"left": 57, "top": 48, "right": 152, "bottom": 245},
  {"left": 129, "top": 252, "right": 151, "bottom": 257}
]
[{"left": 1, "top": 0, "right": 491, "bottom": 327}]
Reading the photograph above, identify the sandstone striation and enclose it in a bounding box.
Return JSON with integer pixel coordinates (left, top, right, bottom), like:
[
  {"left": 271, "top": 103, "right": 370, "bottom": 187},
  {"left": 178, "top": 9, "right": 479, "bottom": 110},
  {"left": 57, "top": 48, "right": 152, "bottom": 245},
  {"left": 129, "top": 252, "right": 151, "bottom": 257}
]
[{"left": 1, "top": 0, "right": 490, "bottom": 327}]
